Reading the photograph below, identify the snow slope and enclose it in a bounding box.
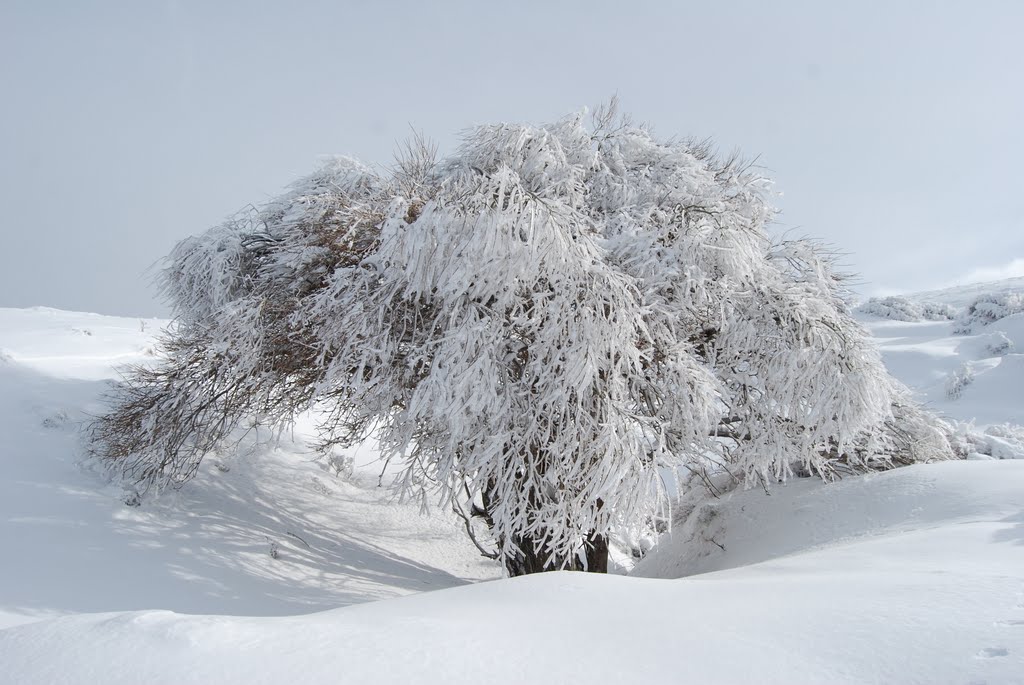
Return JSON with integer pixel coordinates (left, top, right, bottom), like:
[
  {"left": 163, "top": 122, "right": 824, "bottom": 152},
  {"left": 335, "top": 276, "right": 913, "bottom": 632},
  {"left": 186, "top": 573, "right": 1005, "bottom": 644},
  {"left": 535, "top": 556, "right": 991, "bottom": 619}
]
[
  {"left": 866, "top": 315, "right": 1024, "bottom": 426},
  {"left": 0, "top": 308, "right": 498, "bottom": 630},
  {"left": 899, "top": 276, "right": 1024, "bottom": 311},
  {"left": 2, "top": 283, "right": 1024, "bottom": 684},
  {"left": 857, "top": 279, "right": 1024, "bottom": 427},
  {"left": 2, "top": 460, "right": 1022, "bottom": 684}
]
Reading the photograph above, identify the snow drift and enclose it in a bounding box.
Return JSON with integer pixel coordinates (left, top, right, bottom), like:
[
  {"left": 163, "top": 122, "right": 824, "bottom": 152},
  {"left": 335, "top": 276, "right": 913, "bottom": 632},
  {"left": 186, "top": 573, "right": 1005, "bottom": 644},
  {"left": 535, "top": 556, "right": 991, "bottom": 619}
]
[
  {"left": 1, "top": 460, "right": 1021, "bottom": 684},
  {"left": 2, "top": 273, "right": 1024, "bottom": 683}
]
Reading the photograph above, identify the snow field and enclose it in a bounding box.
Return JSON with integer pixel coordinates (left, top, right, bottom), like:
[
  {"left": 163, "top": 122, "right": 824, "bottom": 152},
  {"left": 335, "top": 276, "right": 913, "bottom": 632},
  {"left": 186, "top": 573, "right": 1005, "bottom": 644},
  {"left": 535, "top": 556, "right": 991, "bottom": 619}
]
[
  {"left": 2, "top": 461, "right": 1022, "bottom": 684},
  {"left": 2, "top": 276, "right": 1024, "bottom": 684}
]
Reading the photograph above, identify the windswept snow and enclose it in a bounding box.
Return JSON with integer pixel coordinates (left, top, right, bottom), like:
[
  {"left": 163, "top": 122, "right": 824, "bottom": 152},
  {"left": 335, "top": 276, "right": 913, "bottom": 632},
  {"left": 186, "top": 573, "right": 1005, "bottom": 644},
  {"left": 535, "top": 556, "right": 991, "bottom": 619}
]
[{"left": 1, "top": 277, "right": 1024, "bottom": 684}]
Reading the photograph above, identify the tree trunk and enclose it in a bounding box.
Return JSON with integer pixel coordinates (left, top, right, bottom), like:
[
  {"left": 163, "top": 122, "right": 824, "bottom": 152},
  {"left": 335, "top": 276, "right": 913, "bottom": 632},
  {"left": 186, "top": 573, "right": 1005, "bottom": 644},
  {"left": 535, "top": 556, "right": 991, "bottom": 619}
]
[
  {"left": 480, "top": 473, "right": 609, "bottom": 577},
  {"left": 501, "top": 530, "right": 609, "bottom": 577},
  {"left": 584, "top": 533, "right": 609, "bottom": 574}
]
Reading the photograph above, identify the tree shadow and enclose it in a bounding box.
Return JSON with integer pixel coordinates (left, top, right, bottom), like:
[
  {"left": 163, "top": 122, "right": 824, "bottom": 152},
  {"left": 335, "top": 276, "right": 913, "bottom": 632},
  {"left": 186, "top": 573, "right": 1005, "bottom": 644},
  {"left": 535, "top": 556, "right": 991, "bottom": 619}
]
[
  {"left": 0, "top": 360, "right": 497, "bottom": 626},
  {"left": 991, "top": 509, "right": 1024, "bottom": 546}
]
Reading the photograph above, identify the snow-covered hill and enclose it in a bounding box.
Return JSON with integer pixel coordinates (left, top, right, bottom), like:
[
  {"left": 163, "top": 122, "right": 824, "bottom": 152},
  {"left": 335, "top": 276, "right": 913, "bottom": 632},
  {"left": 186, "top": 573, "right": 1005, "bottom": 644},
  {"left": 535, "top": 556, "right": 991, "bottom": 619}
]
[
  {"left": 856, "top": 279, "right": 1024, "bottom": 457},
  {"left": 1, "top": 278, "right": 1023, "bottom": 684},
  {"left": 892, "top": 276, "right": 1024, "bottom": 311}
]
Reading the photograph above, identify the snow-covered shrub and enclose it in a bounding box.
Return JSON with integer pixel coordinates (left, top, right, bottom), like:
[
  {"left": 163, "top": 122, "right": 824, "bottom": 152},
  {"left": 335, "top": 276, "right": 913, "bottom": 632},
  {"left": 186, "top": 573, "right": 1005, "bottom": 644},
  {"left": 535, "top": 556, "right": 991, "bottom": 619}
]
[
  {"left": 90, "top": 104, "right": 957, "bottom": 576},
  {"left": 42, "top": 409, "right": 71, "bottom": 430},
  {"left": 857, "top": 296, "right": 924, "bottom": 321},
  {"left": 948, "top": 422, "right": 1024, "bottom": 460},
  {"left": 857, "top": 296, "right": 956, "bottom": 322},
  {"left": 945, "top": 363, "right": 975, "bottom": 400},
  {"left": 919, "top": 301, "right": 958, "bottom": 321},
  {"left": 953, "top": 291, "right": 1024, "bottom": 334},
  {"left": 982, "top": 424, "right": 1024, "bottom": 459},
  {"left": 325, "top": 452, "right": 355, "bottom": 480},
  {"left": 983, "top": 331, "right": 1014, "bottom": 356}
]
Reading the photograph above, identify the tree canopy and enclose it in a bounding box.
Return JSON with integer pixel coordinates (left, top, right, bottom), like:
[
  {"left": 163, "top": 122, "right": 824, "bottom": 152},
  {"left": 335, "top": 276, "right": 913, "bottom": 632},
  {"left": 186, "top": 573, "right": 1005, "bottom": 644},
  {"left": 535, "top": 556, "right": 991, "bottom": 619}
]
[{"left": 91, "top": 105, "right": 957, "bottom": 575}]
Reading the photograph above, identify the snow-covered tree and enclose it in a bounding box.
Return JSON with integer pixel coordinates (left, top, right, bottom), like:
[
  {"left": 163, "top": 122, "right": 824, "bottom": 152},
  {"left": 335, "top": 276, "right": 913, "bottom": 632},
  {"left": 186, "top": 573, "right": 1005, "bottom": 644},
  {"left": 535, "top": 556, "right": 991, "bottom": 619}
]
[{"left": 90, "top": 105, "right": 957, "bottom": 575}]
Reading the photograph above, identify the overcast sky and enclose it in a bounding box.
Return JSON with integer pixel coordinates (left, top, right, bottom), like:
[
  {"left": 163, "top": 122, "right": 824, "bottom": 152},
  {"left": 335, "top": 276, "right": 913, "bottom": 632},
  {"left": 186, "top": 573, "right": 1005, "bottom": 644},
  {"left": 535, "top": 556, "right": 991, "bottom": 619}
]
[{"left": 1, "top": 1, "right": 1022, "bottom": 316}]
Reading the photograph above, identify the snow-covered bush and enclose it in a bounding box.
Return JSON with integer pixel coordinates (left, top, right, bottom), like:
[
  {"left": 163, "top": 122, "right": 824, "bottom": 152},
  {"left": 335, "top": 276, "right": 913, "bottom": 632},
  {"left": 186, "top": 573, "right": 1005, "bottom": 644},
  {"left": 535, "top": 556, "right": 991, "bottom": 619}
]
[
  {"left": 945, "top": 363, "right": 975, "bottom": 400},
  {"left": 325, "top": 452, "right": 355, "bottom": 480},
  {"left": 980, "top": 424, "right": 1024, "bottom": 459},
  {"left": 857, "top": 296, "right": 956, "bottom": 322},
  {"left": 90, "top": 104, "right": 957, "bottom": 575},
  {"left": 983, "top": 331, "right": 1014, "bottom": 356},
  {"left": 953, "top": 291, "right": 1024, "bottom": 334},
  {"left": 948, "top": 422, "right": 1024, "bottom": 460},
  {"left": 920, "top": 301, "right": 958, "bottom": 321},
  {"left": 857, "top": 296, "right": 921, "bottom": 321}
]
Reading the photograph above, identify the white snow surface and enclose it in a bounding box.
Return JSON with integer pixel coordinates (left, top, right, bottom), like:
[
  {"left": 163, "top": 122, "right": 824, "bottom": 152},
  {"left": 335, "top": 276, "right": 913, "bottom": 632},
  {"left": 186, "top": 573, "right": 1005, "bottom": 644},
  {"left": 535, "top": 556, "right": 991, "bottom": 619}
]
[
  {"left": 2, "top": 280, "right": 1024, "bottom": 684},
  {"left": 0, "top": 307, "right": 498, "bottom": 633},
  {"left": 857, "top": 280, "right": 1024, "bottom": 427},
  {"left": 3, "top": 461, "right": 1023, "bottom": 684}
]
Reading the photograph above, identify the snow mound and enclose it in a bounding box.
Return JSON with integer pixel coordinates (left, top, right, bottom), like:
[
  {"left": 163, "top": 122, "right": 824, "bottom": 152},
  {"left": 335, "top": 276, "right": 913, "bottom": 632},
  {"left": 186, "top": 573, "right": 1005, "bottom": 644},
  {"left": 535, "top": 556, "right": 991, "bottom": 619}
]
[
  {"left": 2, "top": 461, "right": 1022, "bottom": 685},
  {"left": 633, "top": 460, "right": 1022, "bottom": 578}
]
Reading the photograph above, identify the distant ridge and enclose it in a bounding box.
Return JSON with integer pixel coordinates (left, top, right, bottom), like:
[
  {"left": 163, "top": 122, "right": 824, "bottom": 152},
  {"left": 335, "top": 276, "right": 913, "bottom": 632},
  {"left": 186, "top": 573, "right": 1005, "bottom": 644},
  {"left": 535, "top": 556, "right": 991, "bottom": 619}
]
[{"left": 899, "top": 276, "right": 1024, "bottom": 309}]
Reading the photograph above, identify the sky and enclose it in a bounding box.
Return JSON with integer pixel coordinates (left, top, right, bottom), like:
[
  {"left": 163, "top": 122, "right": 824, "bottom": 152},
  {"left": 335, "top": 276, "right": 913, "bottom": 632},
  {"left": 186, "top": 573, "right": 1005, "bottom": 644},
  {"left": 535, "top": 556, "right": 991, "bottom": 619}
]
[{"left": 1, "top": 1, "right": 1022, "bottom": 317}]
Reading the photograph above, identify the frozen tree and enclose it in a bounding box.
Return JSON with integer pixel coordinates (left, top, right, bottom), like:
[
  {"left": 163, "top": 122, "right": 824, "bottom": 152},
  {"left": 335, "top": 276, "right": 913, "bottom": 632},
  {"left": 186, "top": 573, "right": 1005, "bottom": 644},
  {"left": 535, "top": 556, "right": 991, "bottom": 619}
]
[{"left": 90, "top": 105, "right": 957, "bottom": 575}]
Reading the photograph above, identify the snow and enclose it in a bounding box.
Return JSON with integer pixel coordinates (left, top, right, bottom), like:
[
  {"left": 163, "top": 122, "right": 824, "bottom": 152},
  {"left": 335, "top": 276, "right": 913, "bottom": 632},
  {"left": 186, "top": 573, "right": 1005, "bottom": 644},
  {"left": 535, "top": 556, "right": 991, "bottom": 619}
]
[
  {"left": 2, "top": 461, "right": 1023, "bottom": 684},
  {"left": 1, "top": 276, "right": 1024, "bottom": 684},
  {"left": 858, "top": 283, "right": 1024, "bottom": 427},
  {"left": 634, "top": 460, "right": 1023, "bottom": 578},
  {"left": 902, "top": 276, "right": 1024, "bottom": 311},
  {"left": 0, "top": 308, "right": 498, "bottom": 631}
]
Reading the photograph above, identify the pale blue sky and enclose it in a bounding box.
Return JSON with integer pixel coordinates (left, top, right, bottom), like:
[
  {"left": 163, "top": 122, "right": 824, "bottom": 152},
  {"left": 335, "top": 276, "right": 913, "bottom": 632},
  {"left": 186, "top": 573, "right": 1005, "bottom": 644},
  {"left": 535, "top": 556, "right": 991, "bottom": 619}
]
[{"left": 2, "top": 1, "right": 1022, "bottom": 315}]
